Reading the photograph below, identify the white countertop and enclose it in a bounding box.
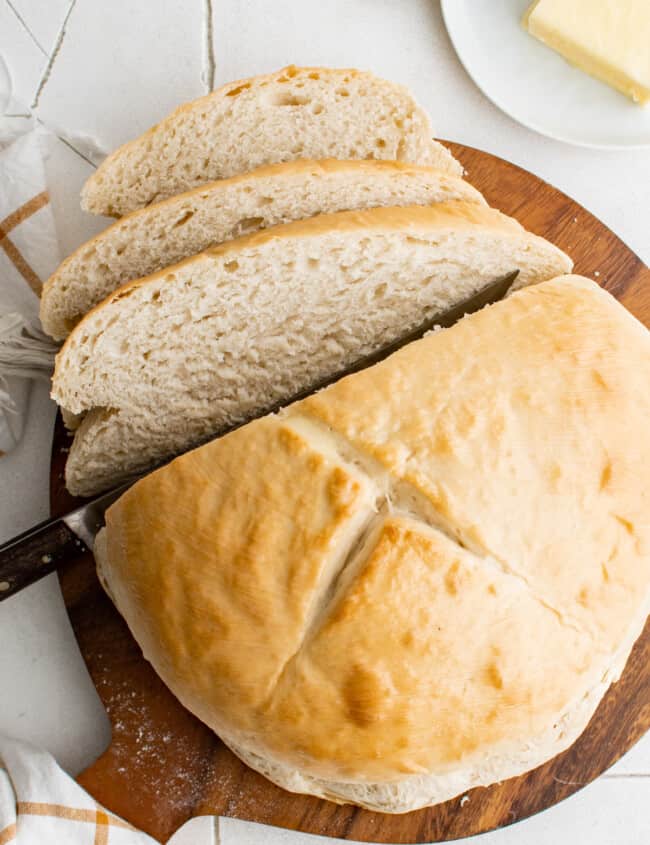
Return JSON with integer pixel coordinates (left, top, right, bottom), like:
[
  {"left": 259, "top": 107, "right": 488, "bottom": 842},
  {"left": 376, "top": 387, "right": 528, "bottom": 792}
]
[{"left": 1, "top": 2, "right": 649, "bottom": 843}]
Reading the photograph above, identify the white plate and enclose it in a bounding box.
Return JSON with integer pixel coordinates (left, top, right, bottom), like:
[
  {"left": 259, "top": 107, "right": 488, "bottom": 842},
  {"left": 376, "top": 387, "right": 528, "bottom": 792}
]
[{"left": 441, "top": 0, "right": 650, "bottom": 149}]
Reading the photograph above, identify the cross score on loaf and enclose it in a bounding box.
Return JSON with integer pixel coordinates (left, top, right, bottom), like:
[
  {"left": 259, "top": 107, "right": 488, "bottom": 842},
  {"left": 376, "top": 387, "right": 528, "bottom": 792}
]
[{"left": 94, "top": 276, "right": 650, "bottom": 813}]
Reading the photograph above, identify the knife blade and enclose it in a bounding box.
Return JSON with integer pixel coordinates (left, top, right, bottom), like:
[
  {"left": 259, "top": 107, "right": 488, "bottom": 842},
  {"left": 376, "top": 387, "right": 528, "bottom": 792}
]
[{"left": 0, "top": 270, "right": 518, "bottom": 602}]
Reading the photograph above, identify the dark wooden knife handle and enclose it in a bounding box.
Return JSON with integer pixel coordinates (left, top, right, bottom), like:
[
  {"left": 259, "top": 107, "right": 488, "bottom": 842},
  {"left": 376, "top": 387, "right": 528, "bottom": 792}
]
[{"left": 0, "top": 517, "right": 87, "bottom": 601}]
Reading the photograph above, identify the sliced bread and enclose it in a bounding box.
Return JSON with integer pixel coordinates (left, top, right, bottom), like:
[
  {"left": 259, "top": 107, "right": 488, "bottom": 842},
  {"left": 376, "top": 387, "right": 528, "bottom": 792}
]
[
  {"left": 41, "top": 160, "right": 485, "bottom": 340},
  {"left": 55, "top": 203, "right": 573, "bottom": 496},
  {"left": 81, "top": 65, "right": 462, "bottom": 217}
]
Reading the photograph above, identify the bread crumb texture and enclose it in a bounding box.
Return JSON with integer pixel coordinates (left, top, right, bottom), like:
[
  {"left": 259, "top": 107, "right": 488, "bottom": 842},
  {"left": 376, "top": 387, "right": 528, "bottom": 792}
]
[
  {"left": 81, "top": 65, "right": 462, "bottom": 216},
  {"left": 42, "top": 160, "right": 485, "bottom": 340},
  {"left": 54, "top": 203, "right": 572, "bottom": 495}
]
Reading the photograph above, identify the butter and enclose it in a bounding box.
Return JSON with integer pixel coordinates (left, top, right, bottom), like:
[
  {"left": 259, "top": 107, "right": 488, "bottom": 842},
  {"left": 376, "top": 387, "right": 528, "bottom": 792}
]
[{"left": 523, "top": 0, "right": 650, "bottom": 105}]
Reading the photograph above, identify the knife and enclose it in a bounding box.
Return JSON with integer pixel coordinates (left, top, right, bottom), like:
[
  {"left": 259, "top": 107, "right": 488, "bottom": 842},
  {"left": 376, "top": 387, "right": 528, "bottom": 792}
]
[{"left": 0, "top": 270, "right": 518, "bottom": 602}]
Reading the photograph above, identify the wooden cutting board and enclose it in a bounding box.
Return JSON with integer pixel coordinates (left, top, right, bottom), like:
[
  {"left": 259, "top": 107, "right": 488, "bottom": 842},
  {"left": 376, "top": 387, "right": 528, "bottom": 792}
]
[{"left": 51, "top": 142, "right": 650, "bottom": 844}]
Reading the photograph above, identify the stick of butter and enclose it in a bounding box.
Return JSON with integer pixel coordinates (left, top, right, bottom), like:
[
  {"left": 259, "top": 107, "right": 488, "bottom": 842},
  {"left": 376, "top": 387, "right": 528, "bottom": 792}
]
[{"left": 523, "top": 0, "right": 650, "bottom": 105}]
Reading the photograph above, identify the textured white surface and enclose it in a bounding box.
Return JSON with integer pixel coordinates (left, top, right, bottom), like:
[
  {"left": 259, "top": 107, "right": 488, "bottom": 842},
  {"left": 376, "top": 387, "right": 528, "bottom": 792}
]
[
  {"left": 9, "top": 0, "right": 72, "bottom": 57},
  {"left": 34, "top": 0, "right": 205, "bottom": 150},
  {"left": 0, "top": 1, "right": 649, "bottom": 842},
  {"left": 40, "top": 131, "right": 109, "bottom": 256},
  {"left": 0, "top": 2, "right": 46, "bottom": 111}
]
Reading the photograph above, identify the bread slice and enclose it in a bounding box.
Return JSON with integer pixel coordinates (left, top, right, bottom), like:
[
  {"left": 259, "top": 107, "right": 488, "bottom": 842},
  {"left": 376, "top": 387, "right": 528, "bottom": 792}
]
[
  {"left": 41, "top": 160, "right": 485, "bottom": 340},
  {"left": 55, "top": 203, "right": 572, "bottom": 496},
  {"left": 94, "top": 276, "right": 650, "bottom": 810},
  {"left": 81, "top": 65, "right": 462, "bottom": 217}
]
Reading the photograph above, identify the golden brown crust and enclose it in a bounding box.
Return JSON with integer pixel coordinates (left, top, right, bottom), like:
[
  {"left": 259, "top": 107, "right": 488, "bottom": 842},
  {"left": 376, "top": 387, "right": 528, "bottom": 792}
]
[
  {"left": 264, "top": 514, "right": 596, "bottom": 779},
  {"left": 104, "top": 417, "right": 379, "bottom": 730},
  {"left": 302, "top": 275, "right": 650, "bottom": 647},
  {"left": 98, "top": 275, "right": 650, "bottom": 790}
]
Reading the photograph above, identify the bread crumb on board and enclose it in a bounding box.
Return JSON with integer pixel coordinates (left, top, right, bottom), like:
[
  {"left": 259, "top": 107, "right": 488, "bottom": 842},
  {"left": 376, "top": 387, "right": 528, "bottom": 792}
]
[{"left": 98, "top": 675, "right": 207, "bottom": 812}]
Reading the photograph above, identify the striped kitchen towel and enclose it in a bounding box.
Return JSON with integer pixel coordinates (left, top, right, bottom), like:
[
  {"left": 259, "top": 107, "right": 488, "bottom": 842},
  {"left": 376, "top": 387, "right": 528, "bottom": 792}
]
[
  {"left": 0, "top": 735, "right": 156, "bottom": 844},
  {"left": 0, "top": 736, "right": 219, "bottom": 843},
  {"left": 0, "top": 130, "right": 60, "bottom": 456}
]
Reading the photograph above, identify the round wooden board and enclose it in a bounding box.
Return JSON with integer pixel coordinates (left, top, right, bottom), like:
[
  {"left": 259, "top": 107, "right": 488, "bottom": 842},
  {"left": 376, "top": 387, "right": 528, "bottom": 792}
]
[{"left": 51, "top": 142, "right": 650, "bottom": 844}]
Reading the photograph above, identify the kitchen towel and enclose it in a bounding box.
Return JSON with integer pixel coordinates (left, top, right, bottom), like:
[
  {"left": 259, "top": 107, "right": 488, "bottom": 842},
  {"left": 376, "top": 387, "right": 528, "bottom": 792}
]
[
  {"left": 0, "top": 735, "right": 220, "bottom": 844},
  {"left": 0, "top": 734, "right": 157, "bottom": 844},
  {"left": 0, "top": 129, "right": 60, "bottom": 457}
]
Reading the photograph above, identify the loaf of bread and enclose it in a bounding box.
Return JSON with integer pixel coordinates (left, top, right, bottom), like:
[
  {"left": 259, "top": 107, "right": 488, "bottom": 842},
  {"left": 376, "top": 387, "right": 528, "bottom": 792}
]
[
  {"left": 81, "top": 66, "right": 462, "bottom": 217},
  {"left": 41, "top": 160, "right": 485, "bottom": 340},
  {"left": 95, "top": 275, "right": 650, "bottom": 812},
  {"left": 53, "top": 203, "right": 572, "bottom": 496}
]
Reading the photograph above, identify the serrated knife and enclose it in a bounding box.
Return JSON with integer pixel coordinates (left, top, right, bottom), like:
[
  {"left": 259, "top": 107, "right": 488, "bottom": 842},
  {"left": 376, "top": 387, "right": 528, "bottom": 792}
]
[{"left": 0, "top": 270, "right": 517, "bottom": 602}]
